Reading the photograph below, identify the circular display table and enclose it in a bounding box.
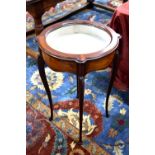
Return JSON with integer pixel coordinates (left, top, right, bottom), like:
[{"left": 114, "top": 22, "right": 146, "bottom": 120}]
[{"left": 37, "top": 20, "right": 120, "bottom": 143}]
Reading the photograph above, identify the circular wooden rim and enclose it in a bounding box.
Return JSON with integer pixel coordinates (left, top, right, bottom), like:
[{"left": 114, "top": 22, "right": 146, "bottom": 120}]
[{"left": 37, "top": 20, "right": 120, "bottom": 63}]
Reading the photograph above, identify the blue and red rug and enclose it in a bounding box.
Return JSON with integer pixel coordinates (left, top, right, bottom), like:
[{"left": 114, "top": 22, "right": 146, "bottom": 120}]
[
  {"left": 26, "top": 0, "right": 124, "bottom": 32},
  {"left": 27, "top": 104, "right": 91, "bottom": 155},
  {"left": 26, "top": 6, "right": 129, "bottom": 155},
  {"left": 26, "top": 54, "right": 129, "bottom": 155}
]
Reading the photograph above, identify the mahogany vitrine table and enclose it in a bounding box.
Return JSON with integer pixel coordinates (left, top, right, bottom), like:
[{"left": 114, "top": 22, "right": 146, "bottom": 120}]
[{"left": 37, "top": 20, "right": 120, "bottom": 143}]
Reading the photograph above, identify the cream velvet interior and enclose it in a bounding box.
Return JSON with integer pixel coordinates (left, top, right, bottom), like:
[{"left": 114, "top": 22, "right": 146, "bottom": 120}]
[{"left": 46, "top": 24, "right": 111, "bottom": 54}]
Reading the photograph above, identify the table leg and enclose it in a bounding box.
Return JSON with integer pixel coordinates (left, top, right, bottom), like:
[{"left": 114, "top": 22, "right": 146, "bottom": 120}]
[
  {"left": 76, "top": 74, "right": 79, "bottom": 99},
  {"left": 78, "top": 75, "right": 85, "bottom": 144},
  {"left": 105, "top": 50, "right": 119, "bottom": 117},
  {"left": 37, "top": 55, "right": 53, "bottom": 121}
]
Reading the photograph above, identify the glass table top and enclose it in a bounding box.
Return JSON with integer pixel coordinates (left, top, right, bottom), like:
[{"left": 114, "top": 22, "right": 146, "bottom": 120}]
[{"left": 46, "top": 24, "right": 111, "bottom": 54}]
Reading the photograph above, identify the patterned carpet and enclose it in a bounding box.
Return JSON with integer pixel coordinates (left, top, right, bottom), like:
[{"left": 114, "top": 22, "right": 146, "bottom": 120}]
[
  {"left": 27, "top": 104, "right": 91, "bottom": 155},
  {"left": 26, "top": 7, "right": 129, "bottom": 155},
  {"left": 95, "top": 0, "right": 123, "bottom": 8},
  {"left": 26, "top": 0, "right": 119, "bottom": 32}
]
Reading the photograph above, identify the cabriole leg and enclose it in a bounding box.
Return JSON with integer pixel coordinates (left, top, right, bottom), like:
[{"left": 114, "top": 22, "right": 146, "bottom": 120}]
[
  {"left": 105, "top": 50, "right": 119, "bottom": 117},
  {"left": 37, "top": 55, "right": 53, "bottom": 121},
  {"left": 78, "top": 75, "right": 85, "bottom": 144}
]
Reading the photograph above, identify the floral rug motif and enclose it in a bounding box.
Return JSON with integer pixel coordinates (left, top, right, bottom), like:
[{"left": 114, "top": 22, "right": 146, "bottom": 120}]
[
  {"left": 26, "top": 55, "right": 129, "bottom": 155},
  {"left": 26, "top": 1, "right": 113, "bottom": 33},
  {"left": 26, "top": 5, "right": 128, "bottom": 155},
  {"left": 26, "top": 0, "right": 87, "bottom": 32},
  {"left": 27, "top": 104, "right": 91, "bottom": 155},
  {"left": 95, "top": 0, "right": 123, "bottom": 8}
]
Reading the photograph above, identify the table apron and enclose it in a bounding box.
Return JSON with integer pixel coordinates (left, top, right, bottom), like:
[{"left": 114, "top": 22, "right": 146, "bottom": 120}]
[{"left": 42, "top": 51, "right": 115, "bottom": 75}]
